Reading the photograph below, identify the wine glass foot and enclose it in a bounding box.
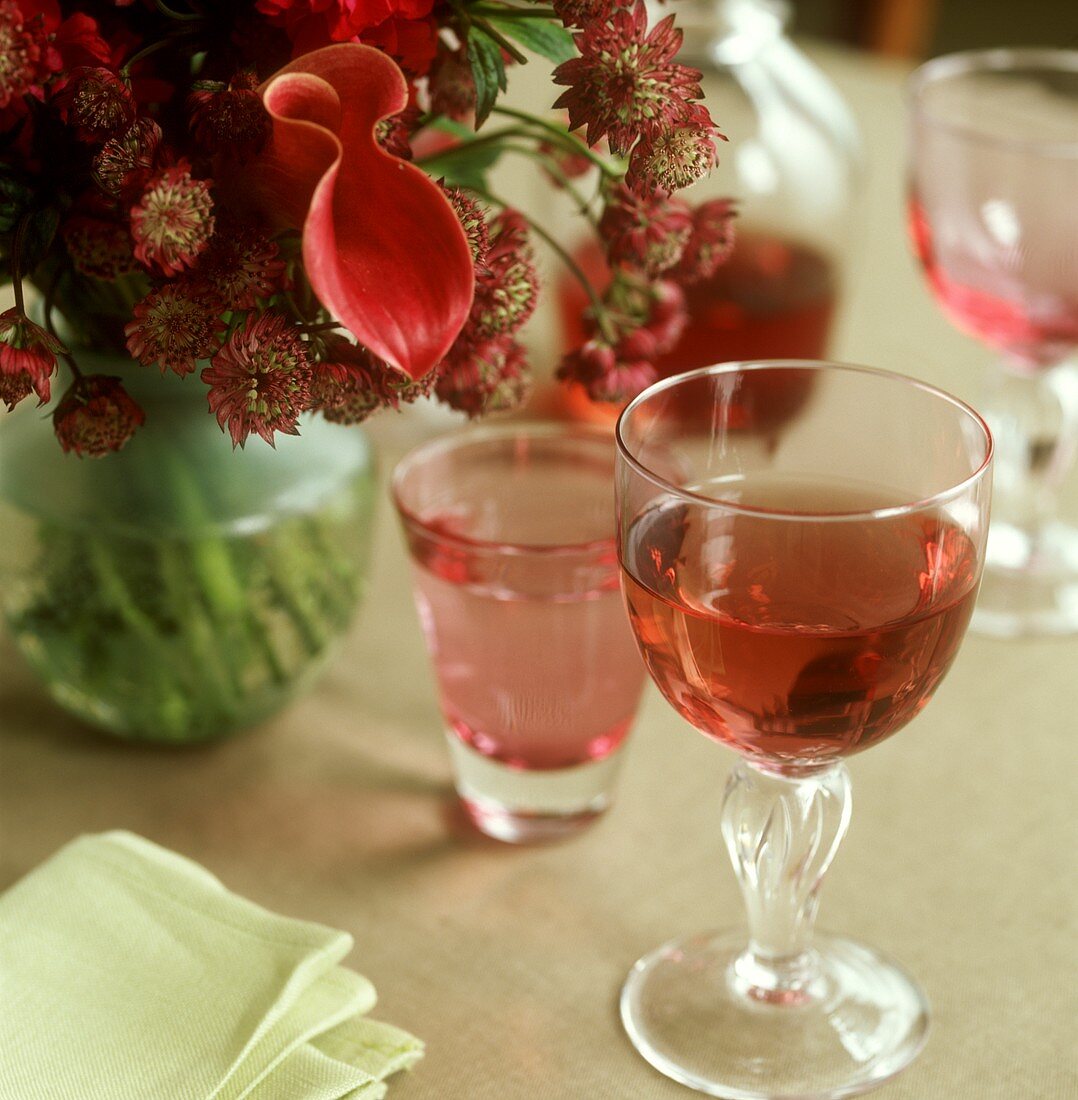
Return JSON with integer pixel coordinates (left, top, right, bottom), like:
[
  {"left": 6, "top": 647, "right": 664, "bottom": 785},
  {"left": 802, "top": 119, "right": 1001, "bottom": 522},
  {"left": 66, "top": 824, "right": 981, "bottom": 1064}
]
[
  {"left": 620, "top": 928, "right": 929, "bottom": 1099},
  {"left": 973, "top": 520, "right": 1078, "bottom": 637}
]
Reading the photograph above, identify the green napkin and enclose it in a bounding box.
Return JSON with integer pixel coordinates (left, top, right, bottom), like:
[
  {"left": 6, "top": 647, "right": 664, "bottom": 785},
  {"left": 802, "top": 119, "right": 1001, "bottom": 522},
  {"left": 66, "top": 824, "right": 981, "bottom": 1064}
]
[{"left": 0, "top": 832, "right": 422, "bottom": 1100}]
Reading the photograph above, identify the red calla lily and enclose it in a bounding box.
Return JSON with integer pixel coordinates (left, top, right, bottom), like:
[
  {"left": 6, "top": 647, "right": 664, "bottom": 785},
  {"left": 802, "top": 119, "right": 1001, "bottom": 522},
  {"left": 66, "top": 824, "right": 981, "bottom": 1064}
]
[{"left": 256, "top": 44, "right": 472, "bottom": 379}]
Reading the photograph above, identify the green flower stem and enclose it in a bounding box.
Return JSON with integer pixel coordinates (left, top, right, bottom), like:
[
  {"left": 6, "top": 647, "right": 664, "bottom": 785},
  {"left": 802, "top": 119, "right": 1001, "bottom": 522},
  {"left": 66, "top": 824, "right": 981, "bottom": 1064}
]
[
  {"left": 490, "top": 106, "right": 622, "bottom": 179},
  {"left": 155, "top": 540, "right": 242, "bottom": 720},
  {"left": 465, "top": 181, "right": 615, "bottom": 343},
  {"left": 156, "top": 444, "right": 247, "bottom": 618},
  {"left": 165, "top": 431, "right": 295, "bottom": 687},
  {"left": 266, "top": 536, "right": 331, "bottom": 657},
  {"left": 83, "top": 535, "right": 188, "bottom": 721},
  {"left": 154, "top": 0, "right": 203, "bottom": 19},
  {"left": 415, "top": 125, "right": 532, "bottom": 170},
  {"left": 500, "top": 142, "right": 599, "bottom": 225},
  {"left": 300, "top": 513, "right": 363, "bottom": 627}
]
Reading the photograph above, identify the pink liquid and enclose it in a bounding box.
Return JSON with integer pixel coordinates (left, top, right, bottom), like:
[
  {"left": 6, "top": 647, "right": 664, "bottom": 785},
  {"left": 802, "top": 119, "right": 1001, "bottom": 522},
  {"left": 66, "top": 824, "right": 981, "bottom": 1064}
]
[
  {"left": 909, "top": 198, "right": 1078, "bottom": 369},
  {"left": 621, "top": 481, "right": 979, "bottom": 764},
  {"left": 403, "top": 460, "right": 646, "bottom": 771}
]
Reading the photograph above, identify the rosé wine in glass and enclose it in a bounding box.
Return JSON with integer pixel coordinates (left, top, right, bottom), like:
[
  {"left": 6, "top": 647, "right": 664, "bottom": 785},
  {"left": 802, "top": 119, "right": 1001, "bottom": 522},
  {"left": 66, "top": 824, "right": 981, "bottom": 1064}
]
[
  {"left": 622, "top": 485, "right": 979, "bottom": 766},
  {"left": 393, "top": 424, "right": 646, "bottom": 843},
  {"left": 615, "top": 362, "right": 992, "bottom": 1099}
]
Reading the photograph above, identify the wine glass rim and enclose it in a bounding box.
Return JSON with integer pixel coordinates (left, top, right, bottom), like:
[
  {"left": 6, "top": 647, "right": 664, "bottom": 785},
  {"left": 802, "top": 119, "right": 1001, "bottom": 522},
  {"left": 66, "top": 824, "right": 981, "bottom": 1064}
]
[
  {"left": 907, "top": 48, "right": 1078, "bottom": 157},
  {"left": 614, "top": 360, "right": 994, "bottom": 522},
  {"left": 390, "top": 420, "right": 619, "bottom": 557}
]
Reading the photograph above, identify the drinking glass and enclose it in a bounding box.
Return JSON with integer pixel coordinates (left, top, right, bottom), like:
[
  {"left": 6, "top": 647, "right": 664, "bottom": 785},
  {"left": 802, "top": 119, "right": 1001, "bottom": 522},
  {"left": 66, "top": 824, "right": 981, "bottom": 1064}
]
[
  {"left": 392, "top": 424, "right": 647, "bottom": 843},
  {"left": 615, "top": 362, "right": 992, "bottom": 1098},
  {"left": 907, "top": 49, "right": 1078, "bottom": 636}
]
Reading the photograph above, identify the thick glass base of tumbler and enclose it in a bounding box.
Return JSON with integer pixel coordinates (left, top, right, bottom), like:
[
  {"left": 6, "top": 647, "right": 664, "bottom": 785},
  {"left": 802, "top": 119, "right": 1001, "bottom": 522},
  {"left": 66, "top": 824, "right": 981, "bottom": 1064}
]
[
  {"left": 620, "top": 929, "right": 929, "bottom": 1099},
  {"left": 974, "top": 520, "right": 1078, "bottom": 637},
  {"left": 446, "top": 735, "right": 622, "bottom": 843}
]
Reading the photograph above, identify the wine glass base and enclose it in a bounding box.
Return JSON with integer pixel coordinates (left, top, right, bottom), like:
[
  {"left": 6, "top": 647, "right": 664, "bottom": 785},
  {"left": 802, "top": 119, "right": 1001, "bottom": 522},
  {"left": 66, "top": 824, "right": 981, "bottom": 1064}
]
[
  {"left": 620, "top": 929, "right": 929, "bottom": 1099},
  {"left": 973, "top": 520, "right": 1078, "bottom": 637}
]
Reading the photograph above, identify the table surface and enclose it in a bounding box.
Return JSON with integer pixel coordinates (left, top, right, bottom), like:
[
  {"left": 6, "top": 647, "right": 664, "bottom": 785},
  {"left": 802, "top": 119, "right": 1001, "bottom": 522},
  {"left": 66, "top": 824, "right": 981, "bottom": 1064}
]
[{"left": 2, "top": 43, "right": 1077, "bottom": 1100}]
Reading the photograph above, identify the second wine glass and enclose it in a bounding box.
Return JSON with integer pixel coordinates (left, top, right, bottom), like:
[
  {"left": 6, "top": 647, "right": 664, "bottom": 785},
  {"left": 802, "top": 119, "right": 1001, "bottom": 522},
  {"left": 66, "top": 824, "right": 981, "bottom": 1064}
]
[{"left": 907, "top": 49, "right": 1078, "bottom": 636}]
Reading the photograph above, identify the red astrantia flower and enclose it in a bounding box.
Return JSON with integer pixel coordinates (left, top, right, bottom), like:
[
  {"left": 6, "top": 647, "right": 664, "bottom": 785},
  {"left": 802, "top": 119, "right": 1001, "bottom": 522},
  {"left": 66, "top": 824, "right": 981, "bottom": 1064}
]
[
  {"left": 599, "top": 184, "right": 692, "bottom": 275},
  {"left": 53, "top": 374, "right": 145, "bottom": 457},
  {"left": 466, "top": 214, "right": 539, "bottom": 343},
  {"left": 93, "top": 117, "right": 163, "bottom": 199},
  {"left": 557, "top": 336, "right": 656, "bottom": 403},
  {"left": 627, "top": 110, "right": 721, "bottom": 193},
  {"left": 193, "top": 224, "right": 286, "bottom": 311},
  {"left": 201, "top": 310, "right": 312, "bottom": 447},
  {"left": 435, "top": 336, "right": 530, "bottom": 418},
  {"left": 187, "top": 72, "right": 270, "bottom": 159},
  {"left": 251, "top": 43, "right": 472, "bottom": 380},
  {"left": 125, "top": 283, "right": 225, "bottom": 377},
  {"left": 54, "top": 67, "right": 135, "bottom": 142},
  {"left": 553, "top": 2, "right": 706, "bottom": 156},
  {"left": 442, "top": 185, "right": 491, "bottom": 265},
  {"left": 670, "top": 197, "right": 737, "bottom": 284},
  {"left": 0, "top": 308, "right": 64, "bottom": 406},
  {"left": 130, "top": 161, "right": 215, "bottom": 277},
  {"left": 62, "top": 214, "right": 139, "bottom": 280},
  {"left": 557, "top": 277, "right": 684, "bottom": 402},
  {"left": 309, "top": 333, "right": 434, "bottom": 424}
]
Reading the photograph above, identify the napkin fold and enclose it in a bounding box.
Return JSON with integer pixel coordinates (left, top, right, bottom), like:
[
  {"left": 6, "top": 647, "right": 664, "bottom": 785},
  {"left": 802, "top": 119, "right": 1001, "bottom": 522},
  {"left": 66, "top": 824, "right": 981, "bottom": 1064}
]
[{"left": 0, "top": 832, "right": 422, "bottom": 1100}]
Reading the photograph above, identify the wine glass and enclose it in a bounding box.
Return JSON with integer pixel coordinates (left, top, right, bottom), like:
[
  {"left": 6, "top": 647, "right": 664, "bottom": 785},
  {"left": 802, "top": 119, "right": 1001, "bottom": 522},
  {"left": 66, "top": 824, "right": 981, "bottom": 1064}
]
[
  {"left": 615, "top": 361, "right": 992, "bottom": 1098},
  {"left": 907, "top": 49, "right": 1078, "bottom": 636}
]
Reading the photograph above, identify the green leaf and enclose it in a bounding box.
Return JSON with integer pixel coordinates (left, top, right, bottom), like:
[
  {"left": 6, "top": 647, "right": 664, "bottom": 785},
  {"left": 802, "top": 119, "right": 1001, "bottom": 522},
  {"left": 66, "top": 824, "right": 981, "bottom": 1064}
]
[
  {"left": 467, "top": 29, "right": 508, "bottom": 128},
  {"left": 427, "top": 116, "right": 478, "bottom": 141},
  {"left": 485, "top": 16, "right": 576, "bottom": 64},
  {"left": 426, "top": 143, "right": 505, "bottom": 191}
]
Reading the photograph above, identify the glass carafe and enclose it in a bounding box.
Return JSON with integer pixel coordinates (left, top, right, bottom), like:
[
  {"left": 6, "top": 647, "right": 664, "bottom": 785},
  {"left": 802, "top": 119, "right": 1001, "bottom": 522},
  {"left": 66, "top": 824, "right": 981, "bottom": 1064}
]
[{"left": 554, "top": 0, "right": 863, "bottom": 419}]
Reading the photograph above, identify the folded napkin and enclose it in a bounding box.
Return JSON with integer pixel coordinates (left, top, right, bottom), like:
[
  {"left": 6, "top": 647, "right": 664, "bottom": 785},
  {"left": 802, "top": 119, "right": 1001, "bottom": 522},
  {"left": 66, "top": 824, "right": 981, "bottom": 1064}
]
[{"left": 0, "top": 832, "right": 422, "bottom": 1100}]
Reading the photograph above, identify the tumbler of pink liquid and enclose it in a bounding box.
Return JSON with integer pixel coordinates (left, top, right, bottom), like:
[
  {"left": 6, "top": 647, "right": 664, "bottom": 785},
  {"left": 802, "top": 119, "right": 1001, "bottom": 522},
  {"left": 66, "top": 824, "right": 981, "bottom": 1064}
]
[{"left": 391, "top": 424, "right": 647, "bottom": 843}]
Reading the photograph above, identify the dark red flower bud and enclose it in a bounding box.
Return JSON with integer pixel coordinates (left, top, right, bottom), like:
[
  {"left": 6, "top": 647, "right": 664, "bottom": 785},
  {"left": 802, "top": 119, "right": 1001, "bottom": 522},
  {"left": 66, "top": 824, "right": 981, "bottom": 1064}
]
[
  {"left": 376, "top": 106, "right": 422, "bottom": 161},
  {"left": 187, "top": 73, "right": 270, "bottom": 160},
  {"left": 670, "top": 198, "right": 737, "bottom": 284},
  {"left": 435, "top": 337, "right": 531, "bottom": 418},
  {"left": 92, "top": 118, "right": 163, "bottom": 200},
  {"left": 62, "top": 214, "right": 139, "bottom": 280},
  {"left": 599, "top": 184, "right": 692, "bottom": 275},
  {"left": 55, "top": 67, "right": 135, "bottom": 142},
  {"left": 428, "top": 47, "right": 476, "bottom": 122},
  {"left": 0, "top": 308, "right": 64, "bottom": 407},
  {"left": 53, "top": 375, "right": 145, "bottom": 457}
]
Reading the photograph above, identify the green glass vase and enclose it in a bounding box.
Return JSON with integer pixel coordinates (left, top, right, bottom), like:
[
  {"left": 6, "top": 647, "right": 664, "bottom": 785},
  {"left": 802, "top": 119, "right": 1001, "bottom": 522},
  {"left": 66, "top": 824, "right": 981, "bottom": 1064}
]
[{"left": 0, "top": 354, "right": 376, "bottom": 743}]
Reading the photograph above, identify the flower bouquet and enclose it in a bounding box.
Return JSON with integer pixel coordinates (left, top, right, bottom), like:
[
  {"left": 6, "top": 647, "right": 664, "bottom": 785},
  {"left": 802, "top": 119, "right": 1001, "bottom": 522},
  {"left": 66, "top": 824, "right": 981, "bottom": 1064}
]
[{"left": 0, "top": 0, "right": 733, "bottom": 741}]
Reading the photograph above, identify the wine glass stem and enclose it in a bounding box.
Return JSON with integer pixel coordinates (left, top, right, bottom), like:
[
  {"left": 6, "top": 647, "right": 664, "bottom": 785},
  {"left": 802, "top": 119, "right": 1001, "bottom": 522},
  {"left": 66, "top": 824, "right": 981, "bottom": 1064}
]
[
  {"left": 984, "top": 358, "right": 1078, "bottom": 537},
  {"left": 721, "top": 759, "right": 852, "bottom": 1005}
]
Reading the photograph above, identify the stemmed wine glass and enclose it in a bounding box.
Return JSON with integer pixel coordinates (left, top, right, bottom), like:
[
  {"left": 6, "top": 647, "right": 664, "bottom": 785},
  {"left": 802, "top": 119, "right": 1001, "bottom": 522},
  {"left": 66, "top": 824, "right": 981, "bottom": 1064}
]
[
  {"left": 907, "top": 49, "right": 1078, "bottom": 636},
  {"left": 615, "top": 361, "right": 992, "bottom": 1098}
]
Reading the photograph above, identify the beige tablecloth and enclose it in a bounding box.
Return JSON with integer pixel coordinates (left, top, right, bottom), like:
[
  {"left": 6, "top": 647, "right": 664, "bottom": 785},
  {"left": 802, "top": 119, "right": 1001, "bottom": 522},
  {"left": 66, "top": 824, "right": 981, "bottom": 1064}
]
[{"left": 2, "top": 44, "right": 1076, "bottom": 1099}]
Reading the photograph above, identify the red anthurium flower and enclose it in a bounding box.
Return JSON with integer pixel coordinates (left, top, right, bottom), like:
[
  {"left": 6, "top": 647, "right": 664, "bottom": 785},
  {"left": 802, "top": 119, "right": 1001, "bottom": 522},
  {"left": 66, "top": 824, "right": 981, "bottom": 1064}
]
[{"left": 253, "top": 43, "right": 472, "bottom": 380}]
